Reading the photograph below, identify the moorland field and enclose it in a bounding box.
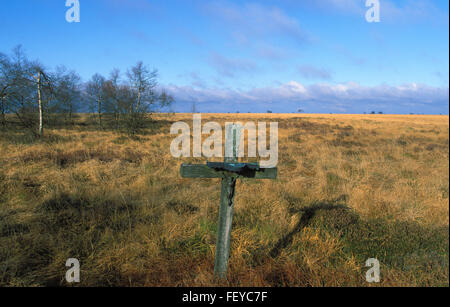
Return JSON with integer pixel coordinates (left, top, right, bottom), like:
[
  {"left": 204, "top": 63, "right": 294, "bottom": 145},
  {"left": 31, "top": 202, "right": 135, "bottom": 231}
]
[{"left": 0, "top": 113, "right": 448, "bottom": 286}]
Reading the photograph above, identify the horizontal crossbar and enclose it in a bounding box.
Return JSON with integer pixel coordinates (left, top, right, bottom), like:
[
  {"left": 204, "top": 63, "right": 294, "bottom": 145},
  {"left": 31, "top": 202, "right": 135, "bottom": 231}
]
[
  {"left": 180, "top": 164, "right": 278, "bottom": 179},
  {"left": 206, "top": 162, "right": 260, "bottom": 172}
]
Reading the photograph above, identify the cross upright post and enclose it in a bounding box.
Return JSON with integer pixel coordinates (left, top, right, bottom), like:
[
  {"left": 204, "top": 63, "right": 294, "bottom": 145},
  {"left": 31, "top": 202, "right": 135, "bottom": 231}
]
[
  {"left": 214, "top": 124, "right": 241, "bottom": 279},
  {"left": 180, "top": 123, "right": 277, "bottom": 279}
]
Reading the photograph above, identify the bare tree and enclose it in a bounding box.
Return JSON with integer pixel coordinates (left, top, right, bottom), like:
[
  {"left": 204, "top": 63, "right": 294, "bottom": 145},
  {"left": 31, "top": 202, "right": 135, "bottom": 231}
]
[
  {"left": 159, "top": 89, "right": 174, "bottom": 111},
  {"left": 97, "top": 62, "right": 175, "bottom": 134},
  {"left": 33, "top": 69, "right": 44, "bottom": 135},
  {"left": 0, "top": 52, "right": 12, "bottom": 127},
  {"left": 29, "top": 63, "right": 54, "bottom": 136},
  {"left": 0, "top": 47, "right": 30, "bottom": 128},
  {"left": 1, "top": 46, "right": 175, "bottom": 136},
  {"left": 2, "top": 46, "right": 53, "bottom": 136},
  {"left": 124, "top": 62, "right": 156, "bottom": 134},
  {"left": 102, "top": 69, "right": 122, "bottom": 129},
  {"left": 127, "top": 61, "right": 158, "bottom": 113},
  {"left": 86, "top": 73, "right": 106, "bottom": 127},
  {"left": 53, "top": 66, "right": 81, "bottom": 125}
]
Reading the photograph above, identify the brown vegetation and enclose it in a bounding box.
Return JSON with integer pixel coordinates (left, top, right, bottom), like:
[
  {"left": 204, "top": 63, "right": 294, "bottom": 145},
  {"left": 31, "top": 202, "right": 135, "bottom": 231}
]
[{"left": 0, "top": 113, "right": 448, "bottom": 286}]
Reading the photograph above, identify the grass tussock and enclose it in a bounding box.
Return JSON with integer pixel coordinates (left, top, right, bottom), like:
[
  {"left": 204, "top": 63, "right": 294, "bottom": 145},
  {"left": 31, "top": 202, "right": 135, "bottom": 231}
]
[{"left": 0, "top": 113, "right": 448, "bottom": 286}]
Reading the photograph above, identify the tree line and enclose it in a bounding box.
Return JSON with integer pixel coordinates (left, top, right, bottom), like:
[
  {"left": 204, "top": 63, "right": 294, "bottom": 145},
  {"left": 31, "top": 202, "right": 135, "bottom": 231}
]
[{"left": 0, "top": 45, "right": 174, "bottom": 136}]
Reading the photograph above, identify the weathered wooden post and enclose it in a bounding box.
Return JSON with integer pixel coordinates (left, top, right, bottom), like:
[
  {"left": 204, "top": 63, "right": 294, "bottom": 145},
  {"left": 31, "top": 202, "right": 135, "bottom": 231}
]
[
  {"left": 180, "top": 124, "right": 277, "bottom": 279},
  {"left": 214, "top": 124, "right": 241, "bottom": 278}
]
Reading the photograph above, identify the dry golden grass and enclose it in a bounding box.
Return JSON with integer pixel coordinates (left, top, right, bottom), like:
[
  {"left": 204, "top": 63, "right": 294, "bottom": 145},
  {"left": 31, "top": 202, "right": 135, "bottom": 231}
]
[{"left": 0, "top": 113, "right": 448, "bottom": 286}]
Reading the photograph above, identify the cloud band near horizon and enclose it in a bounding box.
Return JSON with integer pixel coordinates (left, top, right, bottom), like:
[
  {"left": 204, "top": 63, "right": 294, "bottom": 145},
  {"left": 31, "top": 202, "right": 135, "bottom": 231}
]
[{"left": 166, "top": 81, "right": 449, "bottom": 114}]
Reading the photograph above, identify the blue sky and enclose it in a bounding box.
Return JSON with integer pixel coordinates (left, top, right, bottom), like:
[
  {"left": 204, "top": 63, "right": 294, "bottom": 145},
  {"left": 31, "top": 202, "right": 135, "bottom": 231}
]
[{"left": 0, "top": 0, "right": 448, "bottom": 114}]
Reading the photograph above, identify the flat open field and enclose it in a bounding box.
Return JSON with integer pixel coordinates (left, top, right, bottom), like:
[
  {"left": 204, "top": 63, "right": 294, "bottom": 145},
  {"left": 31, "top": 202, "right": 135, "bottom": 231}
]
[{"left": 0, "top": 114, "right": 448, "bottom": 286}]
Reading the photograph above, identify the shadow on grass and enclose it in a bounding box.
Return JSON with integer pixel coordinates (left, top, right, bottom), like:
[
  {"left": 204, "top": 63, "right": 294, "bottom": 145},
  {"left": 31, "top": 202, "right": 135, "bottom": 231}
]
[
  {"left": 0, "top": 192, "right": 149, "bottom": 286},
  {"left": 264, "top": 197, "right": 449, "bottom": 286},
  {"left": 2, "top": 191, "right": 448, "bottom": 286},
  {"left": 269, "top": 202, "right": 352, "bottom": 258}
]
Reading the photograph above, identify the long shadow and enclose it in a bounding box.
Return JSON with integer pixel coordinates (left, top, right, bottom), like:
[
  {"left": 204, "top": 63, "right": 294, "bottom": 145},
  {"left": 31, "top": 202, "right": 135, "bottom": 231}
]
[{"left": 269, "top": 202, "right": 350, "bottom": 258}]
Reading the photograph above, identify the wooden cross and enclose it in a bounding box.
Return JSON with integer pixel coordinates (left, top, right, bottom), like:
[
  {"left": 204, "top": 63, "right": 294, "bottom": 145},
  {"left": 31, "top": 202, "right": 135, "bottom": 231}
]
[{"left": 180, "top": 124, "right": 278, "bottom": 279}]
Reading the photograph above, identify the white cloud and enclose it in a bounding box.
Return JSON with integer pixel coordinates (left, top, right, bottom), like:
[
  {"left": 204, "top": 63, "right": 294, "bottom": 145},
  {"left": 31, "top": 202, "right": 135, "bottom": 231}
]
[{"left": 166, "top": 81, "right": 449, "bottom": 113}]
